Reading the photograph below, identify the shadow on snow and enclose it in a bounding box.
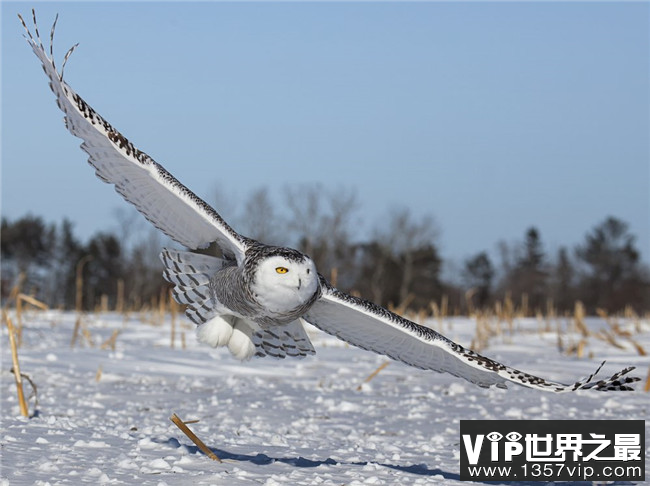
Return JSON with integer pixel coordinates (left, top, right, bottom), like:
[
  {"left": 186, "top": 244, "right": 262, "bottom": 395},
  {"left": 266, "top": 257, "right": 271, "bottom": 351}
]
[{"left": 158, "top": 437, "right": 636, "bottom": 486}]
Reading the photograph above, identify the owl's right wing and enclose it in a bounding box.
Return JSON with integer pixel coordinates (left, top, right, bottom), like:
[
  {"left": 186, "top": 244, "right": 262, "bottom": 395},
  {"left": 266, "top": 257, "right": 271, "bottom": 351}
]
[
  {"left": 20, "top": 12, "right": 248, "bottom": 262},
  {"left": 303, "top": 279, "right": 639, "bottom": 392}
]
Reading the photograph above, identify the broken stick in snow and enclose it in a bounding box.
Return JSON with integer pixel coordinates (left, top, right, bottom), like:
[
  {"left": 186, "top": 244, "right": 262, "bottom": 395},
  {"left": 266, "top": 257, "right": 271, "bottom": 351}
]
[
  {"left": 4, "top": 312, "right": 29, "bottom": 417},
  {"left": 170, "top": 413, "right": 222, "bottom": 462}
]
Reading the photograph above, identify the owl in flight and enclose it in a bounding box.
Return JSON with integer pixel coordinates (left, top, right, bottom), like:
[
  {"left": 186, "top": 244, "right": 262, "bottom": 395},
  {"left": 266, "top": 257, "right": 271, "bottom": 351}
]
[{"left": 20, "top": 11, "right": 638, "bottom": 392}]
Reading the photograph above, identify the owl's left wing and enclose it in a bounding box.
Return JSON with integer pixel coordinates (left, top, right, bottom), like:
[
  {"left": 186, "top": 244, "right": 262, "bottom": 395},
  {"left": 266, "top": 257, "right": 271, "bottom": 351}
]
[
  {"left": 20, "top": 12, "right": 248, "bottom": 262},
  {"left": 304, "top": 280, "right": 639, "bottom": 392}
]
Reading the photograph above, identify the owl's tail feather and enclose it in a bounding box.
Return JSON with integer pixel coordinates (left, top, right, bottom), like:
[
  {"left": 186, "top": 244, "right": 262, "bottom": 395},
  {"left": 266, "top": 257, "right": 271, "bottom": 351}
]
[{"left": 160, "top": 248, "right": 225, "bottom": 324}]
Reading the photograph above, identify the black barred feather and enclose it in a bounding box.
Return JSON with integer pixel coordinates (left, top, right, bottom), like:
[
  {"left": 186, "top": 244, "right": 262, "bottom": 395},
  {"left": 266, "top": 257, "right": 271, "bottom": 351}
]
[
  {"left": 253, "top": 320, "right": 316, "bottom": 359},
  {"left": 161, "top": 248, "right": 226, "bottom": 325}
]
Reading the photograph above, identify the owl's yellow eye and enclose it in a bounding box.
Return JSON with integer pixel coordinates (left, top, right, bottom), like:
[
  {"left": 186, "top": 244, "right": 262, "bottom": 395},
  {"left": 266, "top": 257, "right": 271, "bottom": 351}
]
[{"left": 275, "top": 267, "right": 289, "bottom": 274}]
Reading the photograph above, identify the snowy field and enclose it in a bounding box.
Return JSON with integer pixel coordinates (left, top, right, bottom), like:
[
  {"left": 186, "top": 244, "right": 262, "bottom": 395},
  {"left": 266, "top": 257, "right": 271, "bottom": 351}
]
[{"left": 1, "top": 310, "right": 648, "bottom": 485}]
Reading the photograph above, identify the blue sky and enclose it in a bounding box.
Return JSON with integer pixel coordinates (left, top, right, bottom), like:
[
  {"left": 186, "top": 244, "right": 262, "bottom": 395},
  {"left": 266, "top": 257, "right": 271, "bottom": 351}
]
[{"left": 2, "top": 2, "right": 649, "bottom": 270}]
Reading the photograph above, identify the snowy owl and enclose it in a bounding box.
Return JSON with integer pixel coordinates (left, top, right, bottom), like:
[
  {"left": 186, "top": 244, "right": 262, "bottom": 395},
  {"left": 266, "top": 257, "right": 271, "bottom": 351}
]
[{"left": 20, "top": 12, "right": 639, "bottom": 392}]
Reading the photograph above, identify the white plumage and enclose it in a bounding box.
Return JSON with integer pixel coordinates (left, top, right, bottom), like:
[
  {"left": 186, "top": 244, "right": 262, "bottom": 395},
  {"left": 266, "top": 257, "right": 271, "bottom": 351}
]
[{"left": 20, "top": 11, "right": 639, "bottom": 393}]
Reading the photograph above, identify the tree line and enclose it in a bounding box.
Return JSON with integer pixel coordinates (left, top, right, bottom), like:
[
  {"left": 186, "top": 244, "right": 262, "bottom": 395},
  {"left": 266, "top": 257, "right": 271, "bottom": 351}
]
[{"left": 2, "top": 185, "right": 648, "bottom": 315}]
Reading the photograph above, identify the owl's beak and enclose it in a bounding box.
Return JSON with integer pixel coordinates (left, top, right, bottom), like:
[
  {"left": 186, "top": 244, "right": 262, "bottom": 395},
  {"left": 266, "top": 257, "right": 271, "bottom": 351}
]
[{"left": 297, "top": 278, "right": 302, "bottom": 290}]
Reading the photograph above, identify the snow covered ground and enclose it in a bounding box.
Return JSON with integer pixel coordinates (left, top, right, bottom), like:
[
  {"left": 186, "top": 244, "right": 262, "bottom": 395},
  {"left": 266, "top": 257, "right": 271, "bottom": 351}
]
[{"left": 1, "top": 310, "right": 648, "bottom": 485}]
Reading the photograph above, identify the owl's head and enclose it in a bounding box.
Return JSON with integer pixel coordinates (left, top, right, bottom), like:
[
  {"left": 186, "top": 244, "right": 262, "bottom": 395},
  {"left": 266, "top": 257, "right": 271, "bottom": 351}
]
[{"left": 248, "top": 248, "right": 319, "bottom": 314}]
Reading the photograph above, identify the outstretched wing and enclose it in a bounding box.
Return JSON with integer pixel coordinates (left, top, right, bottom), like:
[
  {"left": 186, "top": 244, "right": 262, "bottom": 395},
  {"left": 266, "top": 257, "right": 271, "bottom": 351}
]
[
  {"left": 20, "top": 12, "right": 248, "bottom": 262},
  {"left": 304, "top": 279, "right": 639, "bottom": 392}
]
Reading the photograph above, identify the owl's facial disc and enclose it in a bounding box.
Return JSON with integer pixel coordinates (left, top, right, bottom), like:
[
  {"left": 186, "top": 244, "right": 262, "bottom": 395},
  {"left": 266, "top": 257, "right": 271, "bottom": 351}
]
[{"left": 251, "top": 254, "right": 318, "bottom": 314}]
